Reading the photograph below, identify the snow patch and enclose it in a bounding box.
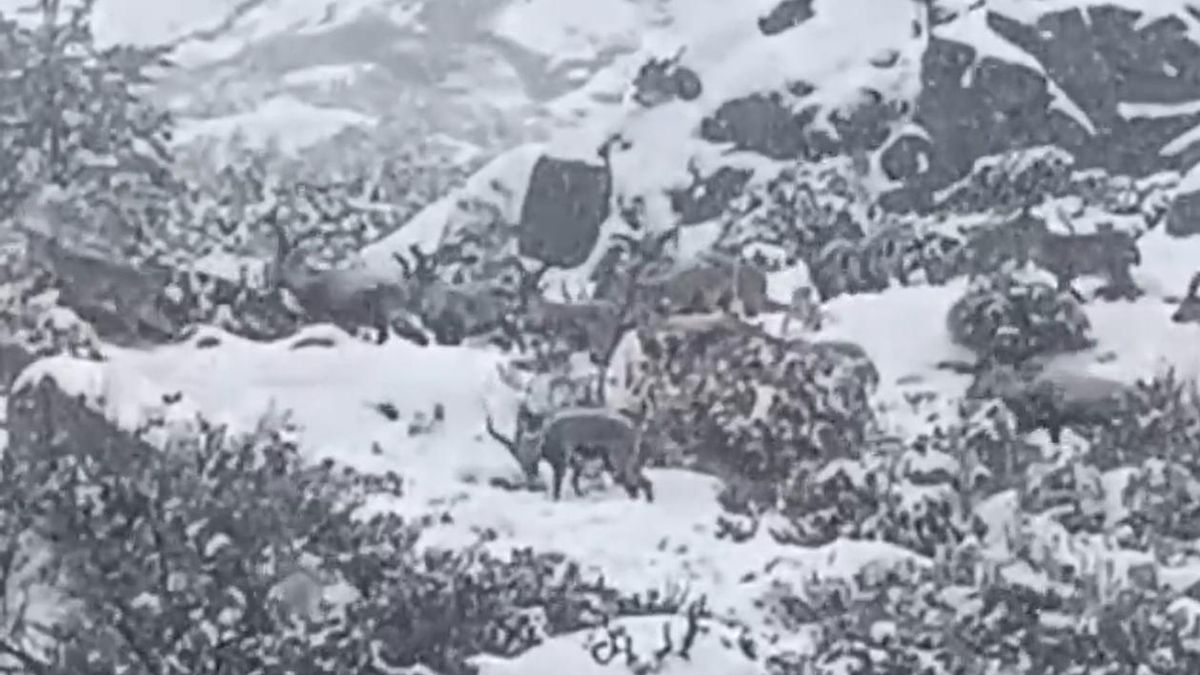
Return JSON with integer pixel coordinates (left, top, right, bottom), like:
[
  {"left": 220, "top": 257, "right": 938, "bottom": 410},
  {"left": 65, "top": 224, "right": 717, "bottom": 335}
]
[{"left": 173, "top": 95, "right": 376, "bottom": 155}]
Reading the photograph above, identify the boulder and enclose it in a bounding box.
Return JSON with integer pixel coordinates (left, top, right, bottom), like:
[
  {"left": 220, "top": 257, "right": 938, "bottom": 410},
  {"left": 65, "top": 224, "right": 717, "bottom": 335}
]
[
  {"left": 1167, "top": 188, "right": 1200, "bottom": 237},
  {"left": 517, "top": 154, "right": 613, "bottom": 268},
  {"left": 757, "top": 0, "right": 815, "bottom": 37},
  {"left": 668, "top": 166, "right": 754, "bottom": 225}
]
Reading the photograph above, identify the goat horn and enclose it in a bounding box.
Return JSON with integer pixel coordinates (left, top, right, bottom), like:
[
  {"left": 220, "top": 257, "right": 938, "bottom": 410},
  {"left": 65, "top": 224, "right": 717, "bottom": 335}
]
[
  {"left": 480, "top": 398, "right": 519, "bottom": 455},
  {"left": 1187, "top": 271, "right": 1200, "bottom": 299}
]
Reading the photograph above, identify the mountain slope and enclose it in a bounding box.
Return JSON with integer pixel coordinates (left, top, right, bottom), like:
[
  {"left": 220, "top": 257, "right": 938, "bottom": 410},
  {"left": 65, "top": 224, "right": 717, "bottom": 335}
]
[{"left": 362, "top": 0, "right": 1200, "bottom": 280}]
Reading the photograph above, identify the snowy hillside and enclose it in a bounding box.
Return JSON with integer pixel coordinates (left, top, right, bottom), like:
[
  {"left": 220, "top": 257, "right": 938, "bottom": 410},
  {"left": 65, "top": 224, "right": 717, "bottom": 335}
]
[
  {"left": 363, "top": 0, "right": 1200, "bottom": 277},
  {"left": 12, "top": 0, "right": 1200, "bottom": 672}
]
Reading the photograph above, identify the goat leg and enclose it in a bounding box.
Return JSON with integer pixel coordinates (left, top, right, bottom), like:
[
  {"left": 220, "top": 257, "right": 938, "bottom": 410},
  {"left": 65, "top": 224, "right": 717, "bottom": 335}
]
[
  {"left": 570, "top": 452, "right": 587, "bottom": 497},
  {"left": 550, "top": 459, "right": 566, "bottom": 500}
]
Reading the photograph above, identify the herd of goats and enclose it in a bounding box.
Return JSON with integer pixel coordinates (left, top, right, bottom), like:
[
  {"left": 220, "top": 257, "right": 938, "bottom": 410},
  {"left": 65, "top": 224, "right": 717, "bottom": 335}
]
[{"left": 11, "top": 184, "right": 1200, "bottom": 505}]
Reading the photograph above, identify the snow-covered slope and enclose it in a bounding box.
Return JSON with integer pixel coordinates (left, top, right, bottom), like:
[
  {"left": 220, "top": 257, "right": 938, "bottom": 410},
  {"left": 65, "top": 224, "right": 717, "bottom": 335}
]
[
  {"left": 355, "top": 0, "right": 1200, "bottom": 278},
  {"left": 7, "top": 0, "right": 1197, "bottom": 175},
  {"left": 15, "top": 233, "right": 1200, "bottom": 670}
]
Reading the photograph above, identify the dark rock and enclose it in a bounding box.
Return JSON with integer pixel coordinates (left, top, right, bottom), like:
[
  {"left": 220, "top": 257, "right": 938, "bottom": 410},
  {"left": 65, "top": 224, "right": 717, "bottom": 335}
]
[
  {"left": 668, "top": 166, "right": 754, "bottom": 225},
  {"left": 1168, "top": 186, "right": 1200, "bottom": 236},
  {"left": 883, "top": 6, "right": 1200, "bottom": 210},
  {"left": 633, "top": 54, "right": 704, "bottom": 107},
  {"left": 880, "top": 133, "right": 935, "bottom": 183},
  {"left": 700, "top": 93, "right": 812, "bottom": 160},
  {"left": 701, "top": 86, "right": 902, "bottom": 164},
  {"left": 757, "top": 0, "right": 815, "bottom": 36},
  {"left": 517, "top": 154, "right": 613, "bottom": 267}
]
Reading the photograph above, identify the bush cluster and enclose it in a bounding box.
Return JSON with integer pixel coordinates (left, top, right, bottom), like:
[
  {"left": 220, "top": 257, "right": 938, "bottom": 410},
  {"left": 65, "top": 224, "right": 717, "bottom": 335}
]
[{"left": 948, "top": 272, "right": 1094, "bottom": 365}]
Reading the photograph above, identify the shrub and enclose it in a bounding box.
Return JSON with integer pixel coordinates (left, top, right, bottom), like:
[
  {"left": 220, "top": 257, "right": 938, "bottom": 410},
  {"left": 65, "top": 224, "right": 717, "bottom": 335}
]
[
  {"left": 773, "top": 435, "right": 985, "bottom": 556},
  {"left": 1019, "top": 455, "right": 1107, "bottom": 534},
  {"left": 762, "top": 541, "right": 1196, "bottom": 675},
  {"left": 0, "top": 272, "right": 104, "bottom": 365},
  {"left": 0, "top": 408, "right": 634, "bottom": 674},
  {"left": 629, "top": 322, "right": 877, "bottom": 509},
  {"left": 935, "top": 146, "right": 1075, "bottom": 214},
  {"left": 947, "top": 272, "right": 1093, "bottom": 365},
  {"left": 1115, "top": 458, "right": 1200, "bottom": 549},
  {"left": 1090, "top": 370, "right": 1200, "bottom": 471}
]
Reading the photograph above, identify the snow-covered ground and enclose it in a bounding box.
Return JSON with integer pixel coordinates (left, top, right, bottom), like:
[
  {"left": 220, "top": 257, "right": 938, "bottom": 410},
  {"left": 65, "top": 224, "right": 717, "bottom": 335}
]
[{"left": 13, "top": 232, "right": 1200, "bottom": 669}]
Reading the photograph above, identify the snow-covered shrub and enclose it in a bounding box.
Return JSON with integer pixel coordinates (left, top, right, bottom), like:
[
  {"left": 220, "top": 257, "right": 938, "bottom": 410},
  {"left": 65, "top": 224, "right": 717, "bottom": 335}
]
[
  {"left": 765, "top": 542, "right": 1198, "bottom": 675},
  {"left": 1019, "top": 455, "right": 1107, "bottom": 534},
  {"left": 770, "top": 458, "right": 884, "bottom": 547},
  {"left": 721, "top": 160, "right": 871, "bottom": 269},
  {"left": 1115, "top": 458, "right": 1200, "bottom": 549},
  {"left": 629, "top": 322, "right": 877, "bottom": 508},
  {"left": 947, "top": 272, "right": 1093, "bottom": 365},
  {"left": 157, "top": 268, "right": 306, "bottom": 342},
  {"left": 0, "top": 272, "right": 103, "bottom": 371},
  {"left": 774, "top": 434, "right": 985, "bottom": 555},
  {"left": 1089, "top": 370, "right": 1200, "bottom": 471},
  {"left": 0, "top": 408, "right": 631, "bottom": 674},
  {"left": 0, "top": 2, "right": 183, "bottom": 259},
  {"left": 935, "top": 146, "right": 1076, "bottom": 214}
]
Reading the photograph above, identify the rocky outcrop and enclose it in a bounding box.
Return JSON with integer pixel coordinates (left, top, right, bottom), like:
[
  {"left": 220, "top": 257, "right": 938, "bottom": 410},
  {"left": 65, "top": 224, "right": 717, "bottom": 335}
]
[
  {"left": 1168, "top": 185, "right": 1200, "bottom": 236},
  {"left": 371, "top": 0, "right": 1200, "bottom": 283},
  {"left": 882, "top": 5, "right": 1200, "bottom": 209},
  {"left": 757, "top": 0, "right": 815, "bottom": 36},
  {"left": 688, "top": 4, "right": 1200, "bottom": 217}
]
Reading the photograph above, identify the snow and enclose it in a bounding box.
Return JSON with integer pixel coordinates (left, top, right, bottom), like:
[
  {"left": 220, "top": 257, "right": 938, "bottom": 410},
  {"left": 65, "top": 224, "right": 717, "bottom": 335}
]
[
  {"left": 489, "top": 0, "right": 644, "bottom": 68},
  {"left": 12, "top": 213, "right": 1200, "bottom": 667},
  {"left": 1161, "top": 123, "right": 1200, "bottom": 156},
  {"left": 9, "top": 322, "right": 924, "bottom": 635},
  {"left": 1117, "top": 99, "right": 1200, "bottom": 119},
  {"left": 173, "top": 95, "right": 376, "bottom": 154},
  {"left": 368, "top": 0, "right": 928, "bottom": 288},
  {"left": 1179, "top": 159, "right": 1200, "bottom": 195},
  {"left": 359, "top": 143, "right": 546, "bottom": 271},
  {"left": 473, "top": 614, "right": 763, "bottom": 675},
  {"left": 12, "top": 0, "right": 1200, "bottom": 666},
  {"left": 935, "top": 4, "right": 1096, "bottom": 134},
  {"left": 281, "top": 62, "right": 378, "bottom": 88},
  {"left": 0, "top": 0, "right": 244, "bottom": 47},
  {"left": 171, "top": 0, "right": 423, "bottom": 66}
]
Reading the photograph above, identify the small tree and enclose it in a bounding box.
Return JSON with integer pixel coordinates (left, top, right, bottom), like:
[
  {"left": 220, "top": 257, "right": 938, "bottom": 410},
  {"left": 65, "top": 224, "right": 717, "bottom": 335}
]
[{"left": 0, "top": 0, "right": 181, "bottom": 261}]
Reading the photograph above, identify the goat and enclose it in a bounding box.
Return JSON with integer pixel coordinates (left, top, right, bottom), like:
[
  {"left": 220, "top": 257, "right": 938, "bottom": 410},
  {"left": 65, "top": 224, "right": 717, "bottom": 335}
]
[
  {"left": 524, "top": 293, "right": 626, "bottom": 364},
  {"left": 484, "top": 404, "right": 653, "bottom": 502},
  {"left": 267, "top": 210, "right": 410, "bottom": 344},
  {"left": 1032, "top": 211, "right": 1142, "bottom": 300},
  {"left": 967, "top": 364, "right": 1133, "bottom": 442},
  {"left": 1171, "top": 272, "right": 1200, "bottom": 324},
  {"left": 18, "top": 200, "right": 176, "bottom": 343},
  {"left": 391, "top": 245, "right": 519, "bottom": 345},
  {"left": 632, "top": 252, "right": 781, "bottom": 317}
]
